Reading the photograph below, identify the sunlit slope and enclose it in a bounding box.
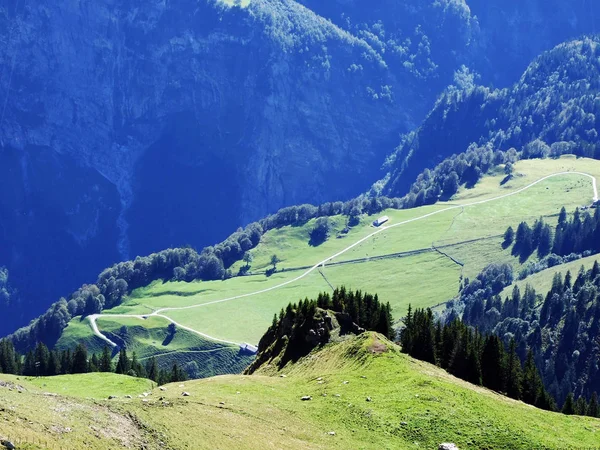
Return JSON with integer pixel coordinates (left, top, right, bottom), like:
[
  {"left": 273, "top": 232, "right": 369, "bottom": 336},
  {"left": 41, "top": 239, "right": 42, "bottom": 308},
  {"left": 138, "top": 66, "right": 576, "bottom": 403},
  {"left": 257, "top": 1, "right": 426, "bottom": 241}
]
[
  {"left": 73, "top": 156, "right": 599, "bottom": 349},
  {"left": 3, "top": 333, "right": 599, "bottom": 449},
  {"left": 57, "top": 315, "right": 254, "bottom": 378}
]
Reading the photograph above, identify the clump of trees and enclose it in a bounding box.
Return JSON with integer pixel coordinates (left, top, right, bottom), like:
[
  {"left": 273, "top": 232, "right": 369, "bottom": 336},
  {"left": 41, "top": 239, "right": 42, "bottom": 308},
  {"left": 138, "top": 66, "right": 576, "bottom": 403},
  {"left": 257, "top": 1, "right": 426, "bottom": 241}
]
[
  {"left": 309, "top": 217, "right": 331, "bottom": 246},
  {"left": 247, "top": 287, "right": 393, "bottom": 373},
  {"left": 401, "top": 307, "right": 556, "bottom": 412},
  {"left": 0, "top": 339, "right": 186, "bottom": 386},
  {"left": 504, "top": 207, "right": 600, "bottom": 262}
]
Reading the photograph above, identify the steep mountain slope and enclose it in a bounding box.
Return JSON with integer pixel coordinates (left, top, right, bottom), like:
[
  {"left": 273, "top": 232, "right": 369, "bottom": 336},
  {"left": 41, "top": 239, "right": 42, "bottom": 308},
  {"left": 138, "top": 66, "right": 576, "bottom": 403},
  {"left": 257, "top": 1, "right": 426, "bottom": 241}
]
[
  {"left": 1, "top": 1, "right": 599, "bottom": 334},
  {"left": 380, "top": 35, "right": 600, "bottom": 198},
  {"left": 1, "top": 333, "right": 599, "bottom": 449},
  {"left": 300, "top": 0, "right": 600, "bottom": 88},
  {"left": 0, "top": 0, "right": 404, "bottom": 331}
]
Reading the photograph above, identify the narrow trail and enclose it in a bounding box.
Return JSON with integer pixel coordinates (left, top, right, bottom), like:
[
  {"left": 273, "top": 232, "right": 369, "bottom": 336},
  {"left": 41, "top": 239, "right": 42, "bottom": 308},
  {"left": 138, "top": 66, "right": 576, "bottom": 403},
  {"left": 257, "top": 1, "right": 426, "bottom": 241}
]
[{"left": 89, "top": 171, "right": 599, "bottom": 348}]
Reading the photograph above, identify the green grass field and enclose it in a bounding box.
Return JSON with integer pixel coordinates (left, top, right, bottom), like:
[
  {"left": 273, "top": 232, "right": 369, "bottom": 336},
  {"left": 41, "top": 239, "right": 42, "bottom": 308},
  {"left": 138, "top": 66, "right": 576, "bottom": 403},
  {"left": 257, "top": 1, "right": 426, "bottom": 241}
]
[
  {"left": 62, "top": 156, "right": 600, "bottom": 378},
  {"left": 2, "top": 333, "right": 599, "bottom": 449}
]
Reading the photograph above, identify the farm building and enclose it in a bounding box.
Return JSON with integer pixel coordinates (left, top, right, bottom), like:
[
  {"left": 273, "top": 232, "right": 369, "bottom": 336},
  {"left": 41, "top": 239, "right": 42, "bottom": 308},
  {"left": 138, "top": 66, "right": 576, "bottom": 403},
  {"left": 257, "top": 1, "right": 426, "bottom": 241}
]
[
  {"left": 241, "top": 343, "right": 258, "bottom": 354},
  {"left": 373, "top": 215, "right": 389, "bottom": 227}
]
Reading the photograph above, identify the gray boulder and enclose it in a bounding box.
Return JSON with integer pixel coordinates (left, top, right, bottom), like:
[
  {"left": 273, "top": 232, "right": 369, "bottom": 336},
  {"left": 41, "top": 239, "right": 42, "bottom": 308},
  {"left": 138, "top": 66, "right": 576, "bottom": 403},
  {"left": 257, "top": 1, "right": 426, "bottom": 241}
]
[{"left": 439, "top": 444, "right": 459, "bottom": 450}]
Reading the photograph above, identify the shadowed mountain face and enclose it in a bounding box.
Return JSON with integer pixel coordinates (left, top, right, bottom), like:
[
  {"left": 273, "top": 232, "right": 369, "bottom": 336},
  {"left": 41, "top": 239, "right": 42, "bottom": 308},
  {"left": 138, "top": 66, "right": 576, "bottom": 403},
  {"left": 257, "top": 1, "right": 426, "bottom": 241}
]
[{"left": 0, "top": 0, "right": 598, "bottom": 332}]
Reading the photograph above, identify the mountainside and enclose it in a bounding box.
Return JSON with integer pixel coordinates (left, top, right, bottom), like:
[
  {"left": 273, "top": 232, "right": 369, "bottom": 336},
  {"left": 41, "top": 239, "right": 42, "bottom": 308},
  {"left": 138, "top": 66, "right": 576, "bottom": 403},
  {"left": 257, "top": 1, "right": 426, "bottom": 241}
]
[
  {"left": 379, "top": 35, "right": 600, "bottom": 198},
  {"left": 1, "top": 333, "right": 599, "bottom": 449},
  {"left": 11, "top": 156, "right": 599, "bottom": 383},
  {"left": 2, "top": 1, "right": 600, "bottom": 333},
  {"left": 0, "top": 0, "right": 405, "bottom": 331}
]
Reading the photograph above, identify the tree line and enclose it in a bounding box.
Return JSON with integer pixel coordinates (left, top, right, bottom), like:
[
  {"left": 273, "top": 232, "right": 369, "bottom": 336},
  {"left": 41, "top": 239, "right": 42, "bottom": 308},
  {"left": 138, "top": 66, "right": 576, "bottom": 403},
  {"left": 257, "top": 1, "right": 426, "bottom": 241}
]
[
  {"left": 505, "top": 207, "right": 600, "bottom": 262},
  {"left": 400, "top": 306, "right": 600, "bottom": 416},
  {"left": 0, "top": 339, "right": 186, "bottom": 386}
]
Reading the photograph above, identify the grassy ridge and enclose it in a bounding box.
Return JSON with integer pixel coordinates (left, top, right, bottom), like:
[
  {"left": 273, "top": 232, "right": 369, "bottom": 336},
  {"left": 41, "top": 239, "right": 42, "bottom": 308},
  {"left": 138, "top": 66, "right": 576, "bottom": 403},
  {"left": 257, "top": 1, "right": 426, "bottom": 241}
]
[{"left": 2, "top": 333, "right": 599, "bottom": 449}]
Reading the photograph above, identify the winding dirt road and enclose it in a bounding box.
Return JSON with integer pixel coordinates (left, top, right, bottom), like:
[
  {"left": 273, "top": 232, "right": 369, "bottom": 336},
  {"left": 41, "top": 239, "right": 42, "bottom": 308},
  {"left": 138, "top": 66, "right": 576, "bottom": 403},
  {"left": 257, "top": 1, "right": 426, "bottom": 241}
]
[{"left": 89, "top": 171, "right": 598, "bottom": 348}]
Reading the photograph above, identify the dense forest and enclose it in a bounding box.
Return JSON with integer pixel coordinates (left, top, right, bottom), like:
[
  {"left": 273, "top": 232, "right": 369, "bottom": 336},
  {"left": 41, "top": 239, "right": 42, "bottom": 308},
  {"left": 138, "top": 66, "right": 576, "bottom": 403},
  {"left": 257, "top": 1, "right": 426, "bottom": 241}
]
[
  {"left": 0, "top": 339, "right": 186, "bottom": 386},
  {"left": 458, "top": 259, "right": 600, "bottom": 407},
  {"left": 378, "top": 36, "right": 600, "bottom": 200},
  {"left": 246, "top": 287, "right": 393, "bottom": 374}
]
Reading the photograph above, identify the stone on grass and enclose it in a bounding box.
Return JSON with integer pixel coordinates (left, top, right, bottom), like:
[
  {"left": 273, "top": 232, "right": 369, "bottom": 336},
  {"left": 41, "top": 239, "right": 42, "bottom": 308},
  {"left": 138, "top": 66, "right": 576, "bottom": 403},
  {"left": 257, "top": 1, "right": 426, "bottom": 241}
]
[
  {"left": 328, "top": 431, "right": 336, "bottom": 436},
  {"left": 301, "top": 396, "right": 312, "bottom": 401},
  {"left": 1, "top": 440, "right": 16, "bottom": 450},
  {"left": 439, "top": 444, "right": 459, "bottom": 450},
  {"left": 124, "top": 395, "right": 132, "bottom": 399},
  {"left": 182, "top": 392, "right": 191, "bottom": 397},
  {"left": 366, "top": 397, "right": 372, "bottom": 402},
  {"left": 159, "top": 387, "right": 167, "bottom": 391},
  {"left": 108, "top": 395, "right": 117, "bottom": 400}
]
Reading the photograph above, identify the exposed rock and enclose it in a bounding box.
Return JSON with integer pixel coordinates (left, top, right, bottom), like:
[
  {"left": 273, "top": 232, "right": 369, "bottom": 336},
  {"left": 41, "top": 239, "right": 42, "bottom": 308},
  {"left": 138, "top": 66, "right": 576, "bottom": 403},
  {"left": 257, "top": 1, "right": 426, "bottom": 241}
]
[
  {"left": 124, "top": 395, "right": 132, "bottom": 399},
  {"left": 1, "top": 440, "right": 16, "bottom": 450},
  {"left": 439, "top": 444, "right": 459, "bottom": 450},
  {"left": 301, "top": 396, "right": 312, "bottom": 401},
  {"left": 159, "top": 387, "right": 167, "bottom": 391},
  {"left": 182, "top": 392, "right": 191, "bottom": 397},
  {"left": 108, "top": 395, "right": 117, "bottom": 400}
]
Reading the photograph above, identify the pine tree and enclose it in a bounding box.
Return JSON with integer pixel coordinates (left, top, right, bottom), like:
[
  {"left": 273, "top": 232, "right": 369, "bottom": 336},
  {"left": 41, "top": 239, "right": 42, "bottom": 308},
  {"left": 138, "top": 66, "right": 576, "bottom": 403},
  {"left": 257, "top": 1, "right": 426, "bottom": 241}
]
[
  {"left": 587, "top": 392, "right": 599, "bottom": 418},
  {"left": 562, "top": 392, "right": 575, "bottom": 415},
  {"left": 506, "top": 339, "right": 523, "bottom": 400},
  {"left": 72, "top": 344, "right": 88, "bottom": 374},
  {"left": 575, "top": 396, "right": 588, "bottom": 416},
  {"left": 146, "top": 357, "right": 159, "bottom": 382},
  {"left": 481, "top": 335, "right": 506, "bottom": 392},
  {"left": 99, "top": 346, "right": 113, "bottom": 372},
  {"left": 115, "top": 348, "right": 130, "bottom": 375}
]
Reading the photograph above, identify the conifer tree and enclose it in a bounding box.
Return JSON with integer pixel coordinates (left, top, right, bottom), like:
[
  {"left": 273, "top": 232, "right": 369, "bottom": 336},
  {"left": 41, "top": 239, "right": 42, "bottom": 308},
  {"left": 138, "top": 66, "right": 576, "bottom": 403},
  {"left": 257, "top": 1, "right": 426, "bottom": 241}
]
[
  {"left": 99, "top": 346, "right": 113, "bottom": 372},
  {"left": 587, "top": 392, "right": 599, "bottom": 418},
  {"left": 562, "top": 392, "right": 575, "bottom": 415},
  {"left": 115, "top": 348, "right": 130, "bottom": 375},
  {"left": 72, "top": 344, "right": 88, "bottom": 374}
]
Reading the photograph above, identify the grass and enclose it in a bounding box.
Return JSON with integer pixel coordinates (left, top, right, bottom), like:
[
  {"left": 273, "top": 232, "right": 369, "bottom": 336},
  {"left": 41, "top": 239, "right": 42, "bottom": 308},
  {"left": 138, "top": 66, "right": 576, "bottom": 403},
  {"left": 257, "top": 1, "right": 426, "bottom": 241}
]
[
  {"left": 22, "top": 372, "right": 155, "bottom": 399},
  {"left": 55, "top": 316, "right": 108, "bottom": 355},
  {"left": 3, "top": 333, "right": 598, "bottom": 449},
  {"left": 62, "top": 156, "right": 600, "bottom": 377}
]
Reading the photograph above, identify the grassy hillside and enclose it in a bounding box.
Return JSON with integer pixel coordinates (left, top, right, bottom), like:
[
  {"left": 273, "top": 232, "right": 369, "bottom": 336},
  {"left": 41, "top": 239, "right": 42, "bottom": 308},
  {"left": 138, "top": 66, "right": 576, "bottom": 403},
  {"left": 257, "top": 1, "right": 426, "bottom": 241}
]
[
  {"left": 56, "top": 315, "right": 254, "bottom": 378},
  {"left": 50, "top": 156, "right": 600, "bottom": 381},
  {"left": 1, "top": 333, "right": 599, "bottom": 449}
]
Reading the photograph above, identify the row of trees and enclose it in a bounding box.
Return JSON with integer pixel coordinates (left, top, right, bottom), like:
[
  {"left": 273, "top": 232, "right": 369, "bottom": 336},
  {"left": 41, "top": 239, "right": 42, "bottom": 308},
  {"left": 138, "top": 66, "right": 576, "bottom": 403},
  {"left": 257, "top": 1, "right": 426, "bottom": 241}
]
[
  {"left": 401, "top": 307, "right": 557, "bottom": 412},
  {"left": 0, "top": 340, "right": 186, "bottom": 385},
  {"left": 504, "top": 207, "right": 600, "bottom": 262}
]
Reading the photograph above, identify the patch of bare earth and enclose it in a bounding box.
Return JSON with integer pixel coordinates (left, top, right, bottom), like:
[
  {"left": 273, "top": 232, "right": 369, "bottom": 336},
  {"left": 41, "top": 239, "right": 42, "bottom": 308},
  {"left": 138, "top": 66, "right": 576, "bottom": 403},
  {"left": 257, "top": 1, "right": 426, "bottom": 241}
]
[{"left": 368, "top": 337, "right": 389, "bottom": 354}]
